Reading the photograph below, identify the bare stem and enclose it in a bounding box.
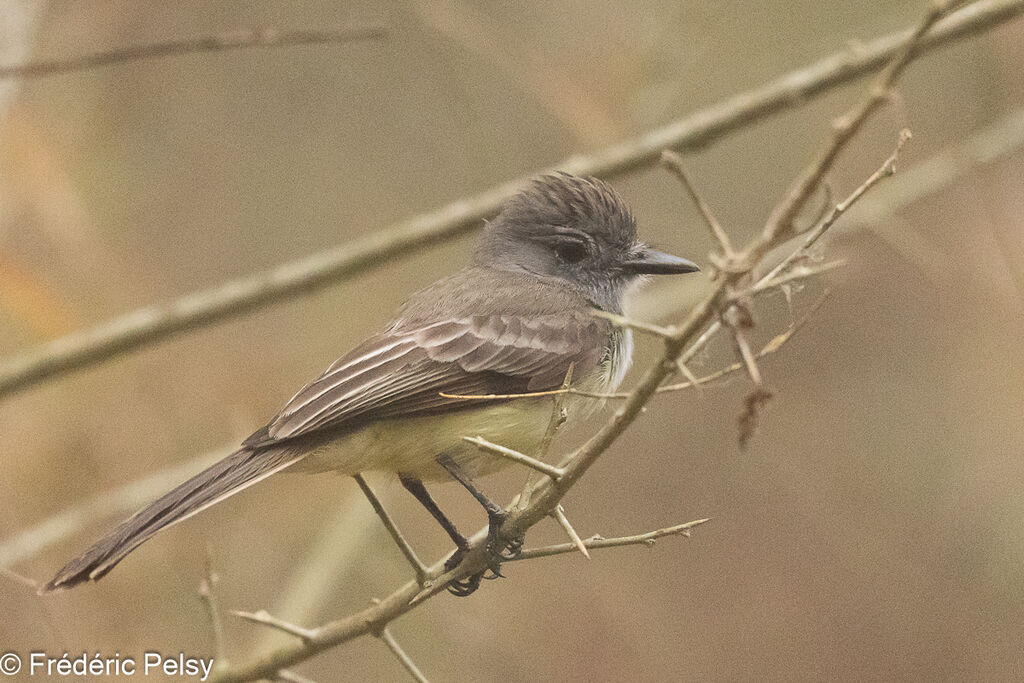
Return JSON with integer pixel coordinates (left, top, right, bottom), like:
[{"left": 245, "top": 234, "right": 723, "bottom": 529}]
[
  {"left": 551, "top": 505, "right": 591, "bottom": 559},
  {"left": 463, "top": 437, "right": 565, "bottom": 480},
  {"left": 520, "top": 364, "right": 575, "bottom": 509},
  {"left": 0, "top": 26, "right": 387, "bottom": 80},
  {"left": 661, "top": 150, "right": 734, "bottom": 255},
  {"left": 353, "top": 475, "right": 429, "bottom": 586},
  {"left": 379, "top": 628, "right": 431, "bottom": 683},
  {"left": 761, "top": 129, "right": 912, "bottom": 285},
  {"left": 590, "top": 310, "right": 675, "bottom": 338},
  {"left": 199, "top": 552, "right": 229, "bottom": 670},
  {"left": 512, "top": 519, "right": 711, "bottom": 561},
  {"left": 231, "top": 610, "right": 319, "bottom": 643}
]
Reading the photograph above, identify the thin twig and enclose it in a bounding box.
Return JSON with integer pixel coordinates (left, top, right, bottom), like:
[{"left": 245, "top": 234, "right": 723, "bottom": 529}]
[
  {"left": 722, "top": 309, "right": 764, "bottom": 388},
  {"left": 379, "top": 628, "right": 430, "bottom": 683},
  {"left": 720, "top": 304, "right": 773, "bottom": 448},
  {"left": 674, "top": 358, "right": 702, "bottom": 389},
  {"left": 761, "top": 129, "right": 913, "bottom": 285},
  {"left": 4, "top": 0, "right": 1019, "bottom": 400},
  {"left": 551, "top": 505, "right": 590, "bottom": 559},
  {"left": 0, "top": 26, "right": 388, "bottom": 80},
  {"left": 661, "top": 150, "right": 734, "bottom": 256},
  {"left": 748, "top": 260, "right": 846, "bottom": 294},
  {"left": 199, "top": 551, "right": 229, "bottom": 671},
  {"left": 511, "top": 519, "right": 711, "bottom": 561},
  {"left": 645, "top": 292, "right": 831, "bottom": 395},
  {"left": 718, "top": 1, "right": 926, "bottom": 448},
  {"left": 590, "top": 310, "right": 675, "bottom": 338},
  {"left": 760, "top": 0, "right": 943, "bottom": 246},
  {"left": 231, "top": 610, "right": 319, "bottom": 643},
  {"left": 679, "top": 128, "right": 910, "bottom": 371},
  {"left": 353, "top": 474, "right": 429, "bottom": 586},
  {"left": 538, "top": 364, "right": 574, "bottom": 462},
  {"left": 463, "top": 437, "right": 565, "bottom": 480},
  {"left": 519, "top": 364, "right": 574, "bottom": 509}
]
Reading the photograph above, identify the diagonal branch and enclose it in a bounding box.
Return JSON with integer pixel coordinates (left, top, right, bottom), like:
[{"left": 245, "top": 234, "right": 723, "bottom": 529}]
[
  {"left": 353, "top": 475, "right": 429, "bottom": 586},
  {"left": 463, "top": 437, "right": 565, "bottom": 480},
  {"left": 551, "top": 505, "right": 591, "bottom": 559},
  {"left": 0, "top": 26, "right": 388, "bottom": 80},
  {"left": 378, "top": 628, "right": 430, "bottom": 683},
  {"left": 2, "top": 0, "right": 1020, "bottom": 399},
  {"left": 661, "top": 150, "right": 734, "bottom": 257}
]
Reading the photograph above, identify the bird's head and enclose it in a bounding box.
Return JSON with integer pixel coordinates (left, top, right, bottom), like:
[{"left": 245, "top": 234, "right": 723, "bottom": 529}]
[{"left": 476, "top": 173, "right": 700, "bottom": 309}]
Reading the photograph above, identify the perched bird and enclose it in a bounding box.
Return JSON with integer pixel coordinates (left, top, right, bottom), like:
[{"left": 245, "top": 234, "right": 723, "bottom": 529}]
[{"left": 42, "top": 173, "right": 699, "bottom": 595}]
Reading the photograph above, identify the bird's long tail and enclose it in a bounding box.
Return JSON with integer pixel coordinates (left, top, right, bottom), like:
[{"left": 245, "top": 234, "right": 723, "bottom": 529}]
[{"left": 41, "top": 444, "right": 303, "bottom": 593}]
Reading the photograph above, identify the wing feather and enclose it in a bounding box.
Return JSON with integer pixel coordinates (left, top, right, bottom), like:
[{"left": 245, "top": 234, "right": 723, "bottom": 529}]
[{"left": 253, "top": 312, "right": 609, "bottom": 446}]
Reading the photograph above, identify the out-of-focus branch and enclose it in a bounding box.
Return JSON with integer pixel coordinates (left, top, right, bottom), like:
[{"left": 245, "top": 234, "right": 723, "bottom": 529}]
[
  {"left": 199, "top": 553, "right": 229, "bottom": 673},
  {"left": 0, "top": 448, "right": 228, "bottom": 569},
  {"left": 209, "top": 2, "right": 961, "bottom": 678},
  {"left": 0, "top": 26, "right": 388, "bottom": 80},
  {"left": 2, "top": 0, "right": 1020, "bottom": 400}
]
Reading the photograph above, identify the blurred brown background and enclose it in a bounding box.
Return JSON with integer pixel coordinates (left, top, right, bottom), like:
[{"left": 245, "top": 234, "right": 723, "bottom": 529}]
[{"left": 1, "top": 1, "right": 1023, "bottom": 681}]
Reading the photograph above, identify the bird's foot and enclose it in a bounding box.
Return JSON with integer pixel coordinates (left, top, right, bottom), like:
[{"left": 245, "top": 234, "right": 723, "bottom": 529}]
[
  {"left": 443, "top": 509, "right": 524, "bottom": 596},
  {"left": 446, "top": 571, "right": 483, "bottom": 597},
  {"left": 444, "top": 544, "right": 485, "bottom": 597},
  {"left": 482, "top": 509, "right": 524, "bottom": 578}
]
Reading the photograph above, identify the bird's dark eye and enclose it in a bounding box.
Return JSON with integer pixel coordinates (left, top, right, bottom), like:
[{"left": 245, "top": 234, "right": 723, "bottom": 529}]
[{"left": 553, "top": 240, "right": 587, "bottom": 264}]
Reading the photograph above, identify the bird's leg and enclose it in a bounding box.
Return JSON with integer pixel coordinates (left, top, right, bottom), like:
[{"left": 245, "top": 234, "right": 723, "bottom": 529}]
[
  {"left": 399, "top": 474, "right": 481, "bottom": 596},
  {"left": 437, "top": 454, "right": 524, "bottom": 576},
  {"left": 399, "top": 475, "right": 470, "bottom": 564}
]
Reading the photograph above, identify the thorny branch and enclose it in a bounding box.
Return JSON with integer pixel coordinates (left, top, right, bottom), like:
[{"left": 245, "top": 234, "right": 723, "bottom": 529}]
[
  {"left": 209, "top": 2, "right": 960, "bottom": 680},
  {"left": 511, "top": 519, "right": 710, "bottom": 561},
  {"left": 1, "top": 0, "right": 1021, "bottom": 399}
]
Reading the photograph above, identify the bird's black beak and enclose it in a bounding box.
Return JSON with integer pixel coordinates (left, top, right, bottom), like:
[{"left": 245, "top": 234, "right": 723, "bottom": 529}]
[{"left": 623, "top": 247, "right": 701, "bottom": 275}]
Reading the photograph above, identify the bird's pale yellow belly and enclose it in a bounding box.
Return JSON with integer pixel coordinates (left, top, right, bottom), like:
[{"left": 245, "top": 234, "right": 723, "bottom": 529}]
[
  {"left": 286, "top": 329, "right": 631, "bottom": 482},
  {"left": 288, "top": 400, "right": 553, "bottom": 481}
]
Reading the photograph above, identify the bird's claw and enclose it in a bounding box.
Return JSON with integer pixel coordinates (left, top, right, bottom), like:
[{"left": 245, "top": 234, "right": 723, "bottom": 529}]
[
  {"left": 443, "top": 510, "right": 525, "bottom": 597},
  {"left": 446, "top": 572, "right": 483, "bottom": 597},
  {"left": 496, "top": 533, "right": 524, "bottom": 560},
  {"left": 444, "top": 547, "right": 483, "bottom": 596}
]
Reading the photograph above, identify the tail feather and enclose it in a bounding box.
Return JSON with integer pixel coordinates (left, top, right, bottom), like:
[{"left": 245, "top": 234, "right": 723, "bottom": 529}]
[{"left": 41, "top": 445, "right": 302, "bottom": 593}]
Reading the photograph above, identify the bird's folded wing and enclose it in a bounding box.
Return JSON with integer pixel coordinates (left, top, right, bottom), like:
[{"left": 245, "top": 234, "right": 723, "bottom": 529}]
[{"left": 244, "top": 312, "right": 609, "bottom": 446}]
